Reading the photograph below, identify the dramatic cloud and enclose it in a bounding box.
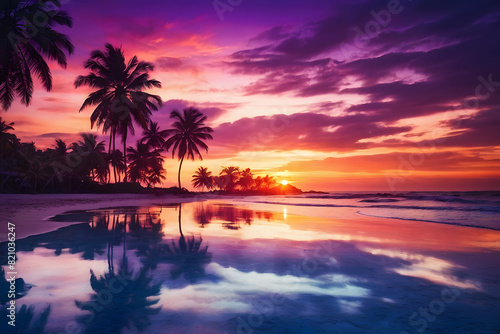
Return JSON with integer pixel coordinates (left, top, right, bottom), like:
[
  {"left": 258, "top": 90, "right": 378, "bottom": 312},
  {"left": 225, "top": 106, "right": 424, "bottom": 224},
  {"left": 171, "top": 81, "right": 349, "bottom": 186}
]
[
  {"left": 227, "top": 0, "right": 500, "bottom": 127},
  {"left": 212, "top": 113, "right": 412, "bottom": 152},
  {"left": 3, "top": 0, "right": 499, "bottom": 190},
  {"left": 275, "top": 151, "right": 500, "bottom": 174}
]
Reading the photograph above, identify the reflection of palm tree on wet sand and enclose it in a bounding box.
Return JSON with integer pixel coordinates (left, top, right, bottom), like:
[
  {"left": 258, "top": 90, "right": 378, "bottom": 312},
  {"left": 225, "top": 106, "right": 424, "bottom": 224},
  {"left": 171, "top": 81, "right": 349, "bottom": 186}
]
[
  {"left": 193, "top": 203, "right": 274, "bottom": 230},
  {"left": 0, "top": 267, "right": 50, "bottom": 334},
  {"left": 0, "top": 303, "right": 51, "bottom": 334},
  {"left": 160, "top": 204, "right": 211, "bottom": 282},
  {"left": 75, "top": 213, "right": 162, "bottom": 334}
]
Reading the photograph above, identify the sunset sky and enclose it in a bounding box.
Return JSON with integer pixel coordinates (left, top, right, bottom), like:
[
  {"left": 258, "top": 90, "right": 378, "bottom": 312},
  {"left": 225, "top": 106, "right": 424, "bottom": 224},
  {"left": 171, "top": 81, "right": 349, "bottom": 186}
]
[{"left": 3, "top": 0, "right": 500, "bottom": 191}]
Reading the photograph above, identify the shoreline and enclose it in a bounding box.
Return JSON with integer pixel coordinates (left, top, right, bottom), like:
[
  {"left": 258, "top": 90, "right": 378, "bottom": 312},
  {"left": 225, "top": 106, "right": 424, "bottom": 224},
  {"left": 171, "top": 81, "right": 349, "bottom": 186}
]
[
  {"left": 1, "top": 193, "right": 499, "bottom": 249},
  {"left": 0, "top": 193, "right": 207, "bottom": 239}
]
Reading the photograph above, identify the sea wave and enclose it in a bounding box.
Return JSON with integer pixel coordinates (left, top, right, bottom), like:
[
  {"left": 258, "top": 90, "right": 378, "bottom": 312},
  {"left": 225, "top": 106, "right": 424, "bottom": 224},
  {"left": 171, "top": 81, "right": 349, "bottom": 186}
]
[
  {"left": 355, "top": 211, "right": 500, "bottom": 231},
  {"left": 248, "top": 200, "right": 500, "bottom": 213},
  {"left": 302, "top": 192, "right": 500, "bottom": 205},
  {"left": 245, "top": 192, "right": 500, "bottom": 231}
]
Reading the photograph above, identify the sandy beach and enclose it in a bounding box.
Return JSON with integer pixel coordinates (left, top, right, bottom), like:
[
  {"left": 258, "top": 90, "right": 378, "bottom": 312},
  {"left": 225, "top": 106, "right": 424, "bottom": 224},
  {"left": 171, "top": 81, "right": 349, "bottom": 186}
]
[{"left": 0, "top": 193, "right": 204, "bottom": 239}]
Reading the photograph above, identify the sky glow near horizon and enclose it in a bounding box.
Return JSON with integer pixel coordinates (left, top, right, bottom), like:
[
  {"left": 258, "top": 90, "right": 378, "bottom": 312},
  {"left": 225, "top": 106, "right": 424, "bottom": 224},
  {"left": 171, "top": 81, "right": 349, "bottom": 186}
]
[{"left": 3, "top": 0, "right": 500, "bottom": 191}]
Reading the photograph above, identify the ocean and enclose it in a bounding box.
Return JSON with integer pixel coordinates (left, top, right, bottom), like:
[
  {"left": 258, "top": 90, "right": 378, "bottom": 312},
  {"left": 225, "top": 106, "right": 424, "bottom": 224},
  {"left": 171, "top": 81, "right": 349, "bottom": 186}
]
[{"left": 240, "top": 191, "right": 500, "bottom": 230}]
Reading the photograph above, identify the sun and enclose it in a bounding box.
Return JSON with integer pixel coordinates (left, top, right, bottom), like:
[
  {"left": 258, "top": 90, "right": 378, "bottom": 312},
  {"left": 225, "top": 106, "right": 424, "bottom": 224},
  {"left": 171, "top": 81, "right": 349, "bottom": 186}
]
[{"left": 281, "top": 180, "right": 288, "bottom": 185}]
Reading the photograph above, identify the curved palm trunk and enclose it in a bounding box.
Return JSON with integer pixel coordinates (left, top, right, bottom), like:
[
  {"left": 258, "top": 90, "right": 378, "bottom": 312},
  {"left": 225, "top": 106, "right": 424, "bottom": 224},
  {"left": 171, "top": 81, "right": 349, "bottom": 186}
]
[
  {"left": 178, "top": 204, "right": 187, "bottom": 254},
  {"left": 123, "top": 213, "right": 127, "bottom": 262},
  {"left": 178, "top": 156, "right": 184, "bottom": 189},
  {"left": 108, "top": 132, "right": 112, "bottom": 184},
  {"left": 178, "top": 204, "right": 183, "bottom": 236},
  {"left": 112, "top": 131, "right": 118, "bottom": 183},
  {"left": 123, "top": 131, "right": 128, "bottom": 183}
]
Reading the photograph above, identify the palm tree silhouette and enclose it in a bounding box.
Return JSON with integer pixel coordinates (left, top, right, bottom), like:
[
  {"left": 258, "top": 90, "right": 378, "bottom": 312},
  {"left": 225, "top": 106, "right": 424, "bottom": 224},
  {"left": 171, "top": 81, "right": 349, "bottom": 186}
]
[
  {"left": 52, "top": 139, "right": 68, "bottom": 161},
  {"left": 220, "top": 166, "right": 240, "bottom": 192},
  {"left": 253, "top": 176, "right": 263, "bottom": 191},
  {"left": 0, "top": 117, "right": 16, "bottom": 180},
  {"left": 127, "top": 141, "right": 166, "bottom": 187},
  {"left": 109, "top": 149, "right": 126, "bottom": 183},
  {"left": 141, "top": 120, "right": 168, "bottom": 152},
  {"left": 75, "top": 43, "right": 162, "bottom": 182},
  {"left": 237, "top": 168, "right": 254, "bottom": 191},
  {"left": 71, "top": 134, "right": 107, "bottom": 182},
  {"left": 20, "top": 158, "right": 49, "bottom": 193},
  {"left": 148, "top": 162, "right": 167, "bottom": 188},
  {"left": 262, "top": 174, "right": 277, "bottom": 190},
  {"left": 12, "top": 142, "right": 49, "bottom": 193},
  {"left": 192, "top": 166, "right": 214, "bottom": 192},
  {"left": 0, "top": 0, "right": 74, "bottom": 110},
  {"left": 41, "top": 139, "right": 68, "bottom": 191},
  {"left": 0, "top": 117, "right": 15, "bottom": 156},
  {"left": 163, "top": 108, "right": 213, "bottom": 189}
]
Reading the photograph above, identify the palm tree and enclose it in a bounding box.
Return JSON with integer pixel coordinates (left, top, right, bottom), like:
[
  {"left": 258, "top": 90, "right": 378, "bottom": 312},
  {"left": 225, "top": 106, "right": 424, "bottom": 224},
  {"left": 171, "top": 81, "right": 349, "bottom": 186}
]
[
  {"left": 52, "top": 139, "right": 67, "bottom": 160},
  {"left": 219, "top": 166, "right": 240, "bottom": 192},
  {"left": 191, "top": 166, "right": 213, "bottom": 192},
  {"left": 20, "top": 158, "right": 49, "bottom": 193},
  {"left": 110, "top": 149, "right": 126, "bottom": 183},
  {"left": 237, "top": 168, "right": 254, "bottom": 191},
  {"left": 41, "top": 139, "right": 68, "bottom": 191},
  {"left": 253, "top": 176, "right": 263, "bottom": 191},
  {"left": 127, "top": 141, "right": 165, "bottom": 187},
  {"left": 71, "top": 134, "right": 106, "bottom": 182},
  {"left": 141, "top": 120, "right": 168, "bottom": 152},
  {"left": 0, "top": 117, "right": 15, "bottom": 148},
  {"left": 212, "top": 175, "right": 224, "bottom": 191},
  {"left": 0, "top": 0, "right": 74, "bottom": 110},
  {"left": 14, "top": 142, "right": 48, "bottom": 192},
  {"left": 145, "top": 162, "right": 166, "bottom": 188},
  {"left": 163, "top": 108, "right": 213, "bottom": 189},
  {"left": 262, "top": 174, "right": 277, "bottom": 190},
  {"left": 75, "top": 43, "right": 162, "bottom": 182},
  {"left": 0, "top": 117, "right": 16, "bottom": 171}
]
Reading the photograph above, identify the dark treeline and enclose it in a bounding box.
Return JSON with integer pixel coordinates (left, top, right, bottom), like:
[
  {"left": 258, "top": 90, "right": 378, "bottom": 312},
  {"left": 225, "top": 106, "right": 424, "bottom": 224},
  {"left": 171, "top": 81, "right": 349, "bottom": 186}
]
[
  {"left": 192, "top": 166, "right": 302, "bottom": 195},
  {"left": 0, "top": 115, "right": 209, "bottom": 193}
]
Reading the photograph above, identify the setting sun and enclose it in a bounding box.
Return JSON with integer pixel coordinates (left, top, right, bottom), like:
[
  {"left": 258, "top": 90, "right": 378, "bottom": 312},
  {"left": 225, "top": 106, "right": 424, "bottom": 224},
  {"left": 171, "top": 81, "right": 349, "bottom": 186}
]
[{"left": 282, "top": 180, "right": 288, "bottom": 185}]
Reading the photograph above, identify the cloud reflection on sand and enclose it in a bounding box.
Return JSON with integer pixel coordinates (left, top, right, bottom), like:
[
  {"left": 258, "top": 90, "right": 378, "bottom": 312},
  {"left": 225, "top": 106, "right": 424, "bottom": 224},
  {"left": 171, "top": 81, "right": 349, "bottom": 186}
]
[
  {"left": 1, "top": 200, "right": 499, "bottom": 333},
  {"left": 159, "top": 262, "right": 368, "bottom": 314},
  {"left": 359, "top": 247, "right": 481, "bottom": 290}
]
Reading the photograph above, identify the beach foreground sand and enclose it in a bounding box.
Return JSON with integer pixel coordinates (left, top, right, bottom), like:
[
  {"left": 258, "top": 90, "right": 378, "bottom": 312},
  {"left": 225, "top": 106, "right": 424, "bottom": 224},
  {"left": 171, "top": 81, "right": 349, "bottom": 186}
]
[{"left": 0, "top": 193, "right": 203, "bottom": 239}]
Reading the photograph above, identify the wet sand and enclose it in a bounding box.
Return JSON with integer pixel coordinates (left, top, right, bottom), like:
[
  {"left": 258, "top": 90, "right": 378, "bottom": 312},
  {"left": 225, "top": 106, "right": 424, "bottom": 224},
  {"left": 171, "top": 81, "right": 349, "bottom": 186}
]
[
  {"left": 0, "top": 193, "right": 204, "bottom": 239},
  {"left": 1, "top": 195, "right": 499, "bottom": 333}
]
